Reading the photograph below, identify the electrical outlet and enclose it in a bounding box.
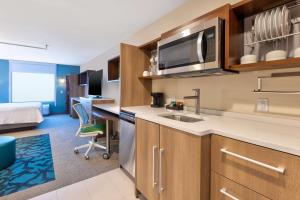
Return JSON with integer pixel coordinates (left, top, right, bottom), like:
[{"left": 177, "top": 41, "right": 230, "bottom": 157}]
[{"left": 256, "top": 98, "right": 269, "bottom": 112}]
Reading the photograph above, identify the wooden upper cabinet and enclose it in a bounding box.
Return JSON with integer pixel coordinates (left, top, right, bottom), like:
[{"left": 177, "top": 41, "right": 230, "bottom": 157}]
[
  {"left": 120, "top": 43, "right": 152, "bottom": 107},
  {"left": 229, "top": 0, "right": 299, "bottom": 71},
  {"left": 136, "top": 118, "right": 160, "bottom": 200},
  {"left": 79, "top": 70, "right": 95, "bottom": 86},
  {"left": 161, "top": 4, "right": 232, "bottom": 69}
]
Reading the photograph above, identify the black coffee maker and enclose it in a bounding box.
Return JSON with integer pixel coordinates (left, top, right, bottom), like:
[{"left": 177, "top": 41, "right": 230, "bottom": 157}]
[{"left": 151, "top": 92, "right": 164, "bottom": 107}]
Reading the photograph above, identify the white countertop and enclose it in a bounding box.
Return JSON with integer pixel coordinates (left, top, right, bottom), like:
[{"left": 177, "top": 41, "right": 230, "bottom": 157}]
[
  {"left": 122, "top": 106, "right": 300, "bottom": 156},
  {"left": 93, "top": 103, "right": 120, "bottom": 115}
]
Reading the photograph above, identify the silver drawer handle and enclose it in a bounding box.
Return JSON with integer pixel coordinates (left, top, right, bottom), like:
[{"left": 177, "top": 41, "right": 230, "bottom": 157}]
[
  {"left": 220, "top": 188, "right": 239, "bottom": 200},
  {"left": 221, "top": 148, "right": 285, "bottom": 174},
  {"left": 159, "top": 148, "right": 165, "bottom": 193},
  {"left": 152, "top": 146, "right": 158, "bottom": 188}
]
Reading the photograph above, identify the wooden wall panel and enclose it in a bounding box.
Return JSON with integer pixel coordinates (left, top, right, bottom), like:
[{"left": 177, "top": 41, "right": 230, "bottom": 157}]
[{"left": 120, "top": 43, "right": 152, "bottom": 107}]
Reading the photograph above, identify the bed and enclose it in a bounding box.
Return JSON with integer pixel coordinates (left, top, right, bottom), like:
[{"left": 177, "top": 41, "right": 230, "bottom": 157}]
[{"left": 0, "top": 102, "right": 44, "bottom": 131}]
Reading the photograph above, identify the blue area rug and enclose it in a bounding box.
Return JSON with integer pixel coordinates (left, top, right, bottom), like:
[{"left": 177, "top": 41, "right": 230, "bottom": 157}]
[{"left": 0, "top": 134, "right": 55, "bottom": 196}]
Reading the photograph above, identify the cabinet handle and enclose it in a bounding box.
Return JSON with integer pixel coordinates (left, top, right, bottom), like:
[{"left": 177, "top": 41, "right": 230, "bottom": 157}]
[
  {"left": 152, "top": 146, "right": 158, "bottom": 188},
  {"left": 220, "top": 188, "right": 239, "bottom": 200},
  {"left": 159, "top": 148, "right": 165, "bottom": 193},
  {"left": 220, "top": 148, "right": 285, "bottom": 174}
]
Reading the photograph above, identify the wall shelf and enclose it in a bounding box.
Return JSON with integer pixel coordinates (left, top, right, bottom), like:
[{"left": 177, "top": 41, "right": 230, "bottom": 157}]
[
  {"left": 138, "top": 75, "right": 166, "bottom": 80},
  {"left": 108, "top": 56, "right": 120, "bottom": 82},
  {"left": 229, "top": 57, "right": 300, "bottom": 72}
]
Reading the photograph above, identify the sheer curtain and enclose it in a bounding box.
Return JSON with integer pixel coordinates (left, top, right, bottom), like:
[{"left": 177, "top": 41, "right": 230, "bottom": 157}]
[{"left": 9, "top": 61, "right": 56, "bottom": 103}]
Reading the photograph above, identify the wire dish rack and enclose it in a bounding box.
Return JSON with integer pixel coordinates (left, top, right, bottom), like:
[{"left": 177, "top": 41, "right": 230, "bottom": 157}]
[{"left": 245, "top": 2, "right": 300, "bottom": 46}]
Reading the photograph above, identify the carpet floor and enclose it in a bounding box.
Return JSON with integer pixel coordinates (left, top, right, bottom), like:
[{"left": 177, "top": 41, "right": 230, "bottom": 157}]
[
  {"left": 0, "top": 115, "right": 119, "bottom": 200},
  {"left": 0, "top": 134, "right": 55, "bottom": 197}
]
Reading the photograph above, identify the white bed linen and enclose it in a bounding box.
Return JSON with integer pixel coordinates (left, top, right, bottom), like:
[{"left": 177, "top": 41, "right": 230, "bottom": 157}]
[{"left": 0, "top": 102, "right": 44, "bottom": 125}]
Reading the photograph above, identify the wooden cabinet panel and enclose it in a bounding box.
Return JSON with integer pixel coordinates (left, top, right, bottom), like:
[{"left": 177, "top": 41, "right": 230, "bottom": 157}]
[
  {"left": 120, "top": 43, "right": 151, "bottom": 107},
  {"left": 159, "top": 126, "right": 210, "bottom": 200},
  {"left": 136, "top": 118, "right": 160, "bottom": 200},
  {"left": 211, "top": 172, "right": 270, "bottom": 200},
  {"left": 211, "top": 135, "right": 300, "bottom": 200}
]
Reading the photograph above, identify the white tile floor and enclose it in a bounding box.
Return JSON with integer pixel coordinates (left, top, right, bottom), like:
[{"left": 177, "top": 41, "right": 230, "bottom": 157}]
[{"left": 30, "top": 169, "right": 137, "bottom": 200}]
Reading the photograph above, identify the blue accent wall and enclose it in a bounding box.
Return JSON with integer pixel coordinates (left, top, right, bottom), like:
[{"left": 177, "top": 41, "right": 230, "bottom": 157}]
[
  {"left": 0, "top": 60, "right": 9, "bottom": 103},
  {"left": 50, "top": 64, "right": 80, "bottom": 114}
]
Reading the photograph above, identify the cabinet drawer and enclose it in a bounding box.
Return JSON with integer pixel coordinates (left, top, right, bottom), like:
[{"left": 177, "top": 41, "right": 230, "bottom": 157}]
[
  {"left": 211, "top": 172, "right": 270, "bottom": 200},
  {"left": 211, "top": 135, "right": 300, "bottom": 200}
]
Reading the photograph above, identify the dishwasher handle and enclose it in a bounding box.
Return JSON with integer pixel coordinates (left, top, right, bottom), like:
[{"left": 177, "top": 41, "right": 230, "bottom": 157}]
[{"left": 119, "top": 112, "right": 135, "bottom": 124}]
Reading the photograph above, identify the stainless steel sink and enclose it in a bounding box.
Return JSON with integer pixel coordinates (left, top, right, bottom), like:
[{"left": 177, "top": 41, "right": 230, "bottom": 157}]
[{"left": 159, "top": 114, "right": 203, "bottom": 123}]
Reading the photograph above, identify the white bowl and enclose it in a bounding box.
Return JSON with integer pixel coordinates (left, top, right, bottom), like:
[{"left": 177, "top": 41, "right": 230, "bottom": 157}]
[
  {"left": 265, "top": 50, "right": 287, "bottom": 61},
  {"left": 143, "top": 71, "right": 150, "bottom": 77},
  {"left": 294, "top": 47, "right": 300, "bottom": 58},
  {"left": 241, "top": 54, "right": 257, "bottom": 64}
]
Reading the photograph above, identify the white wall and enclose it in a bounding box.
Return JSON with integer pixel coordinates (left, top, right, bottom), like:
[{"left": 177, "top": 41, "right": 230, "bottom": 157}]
[
  {"left": 81, "top": 0, "right": 300, "bottom": 118},
  {"left": 81, "top": 0, "right": 239, "bottom": 103}
]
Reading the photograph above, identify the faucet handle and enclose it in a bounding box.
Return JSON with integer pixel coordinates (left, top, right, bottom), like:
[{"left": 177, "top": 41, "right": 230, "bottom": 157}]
[{"left": 192, "top": 88, "right": 200, "bottom": 96}]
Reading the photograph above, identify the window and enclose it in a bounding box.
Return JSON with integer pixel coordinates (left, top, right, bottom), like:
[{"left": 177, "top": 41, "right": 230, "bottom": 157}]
[{"left": 10, "top": 61, "right": 56, "bottom": 102}]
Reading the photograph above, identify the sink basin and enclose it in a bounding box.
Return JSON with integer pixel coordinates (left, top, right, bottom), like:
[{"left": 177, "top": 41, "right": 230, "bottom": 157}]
[{"left": 159, "top": 114, "right": 203, "bottom": 123}]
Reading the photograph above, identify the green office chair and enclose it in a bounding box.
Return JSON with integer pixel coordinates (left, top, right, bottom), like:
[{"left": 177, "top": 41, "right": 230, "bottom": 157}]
[{"left": 73, "top": 103, "right": 109, "bottom": 159}]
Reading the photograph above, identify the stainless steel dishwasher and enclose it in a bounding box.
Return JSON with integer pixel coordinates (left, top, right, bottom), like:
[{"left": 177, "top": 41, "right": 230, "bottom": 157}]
[{"left": 119, "top": 110, "right": 135, "bottom": 178}]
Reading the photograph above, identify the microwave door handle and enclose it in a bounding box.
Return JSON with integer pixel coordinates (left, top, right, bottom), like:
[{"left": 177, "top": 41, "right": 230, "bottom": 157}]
[{"left": 197, "top": 31, "right": 204, "bottom": 63}]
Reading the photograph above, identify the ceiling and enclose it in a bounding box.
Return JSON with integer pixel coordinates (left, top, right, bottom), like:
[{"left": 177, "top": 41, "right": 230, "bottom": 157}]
[{"left": 0, "top": 0, "right": 186, "bottom": 65}]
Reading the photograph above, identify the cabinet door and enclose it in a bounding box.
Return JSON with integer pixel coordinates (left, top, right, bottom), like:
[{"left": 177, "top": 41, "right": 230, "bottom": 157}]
[
  {"left": 136, "top": 118, "right": 160, "bottom": 200},
  {"left": 120, "top": 43, "right": 151, "bottom": 107},
  {"left": 211, "top": 172, "right": 270, "bottom": 200},
  {"left": 159, "top": 126, "right": 210, "bottom": 200}
]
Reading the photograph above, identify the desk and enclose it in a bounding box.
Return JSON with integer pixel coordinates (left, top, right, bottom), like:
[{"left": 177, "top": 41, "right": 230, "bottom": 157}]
[
  {"left": 91, "top": 104, "right": 120, "bottom": 155},
  {"left": 70, "top": 97, "right": 115, "bottom": 118},
  {"left": 93, "top": 103, "right": 120, "bottom": 116}
]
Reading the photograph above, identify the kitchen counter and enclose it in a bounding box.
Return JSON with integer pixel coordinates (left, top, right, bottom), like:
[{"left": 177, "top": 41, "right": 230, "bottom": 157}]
[{"left": 122, "top": 106, "right": 300, "bottom": 157}]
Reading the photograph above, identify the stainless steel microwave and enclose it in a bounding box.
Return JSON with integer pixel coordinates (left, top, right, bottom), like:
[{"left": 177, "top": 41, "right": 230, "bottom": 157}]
[{"left": 158, "top": 17, "right": 228, "bottom": 76}]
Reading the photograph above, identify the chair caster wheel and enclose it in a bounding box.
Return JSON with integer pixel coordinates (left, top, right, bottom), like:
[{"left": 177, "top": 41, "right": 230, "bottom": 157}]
[
  {"left": 102, "top": 153, "right": 110, "bottom": 159},
  {"left": 85, "top": 155, "right": 89, "bottom": 160},
  {"left": 74, "top": 149, "right": 79, "bottom": 154}
]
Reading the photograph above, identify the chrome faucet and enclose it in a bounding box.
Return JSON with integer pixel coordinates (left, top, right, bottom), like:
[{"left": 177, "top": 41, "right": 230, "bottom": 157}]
[{"left": 184, "top": 89, "right": 200, "bottom": 115}]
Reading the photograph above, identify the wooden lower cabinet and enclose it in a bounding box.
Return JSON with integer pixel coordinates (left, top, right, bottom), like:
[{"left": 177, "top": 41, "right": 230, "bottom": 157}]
[
  {"left": 136, "top": 118, "right": 210, "bottom": 200},
  {"left": 136, "top": 118, "right": 160, "bottom": 200},
  {"left": 211, "top": 134, "right": 300, "bottom": 200},
  {"left": 211, "top": 172, "right": 270, "bottom": 200}
]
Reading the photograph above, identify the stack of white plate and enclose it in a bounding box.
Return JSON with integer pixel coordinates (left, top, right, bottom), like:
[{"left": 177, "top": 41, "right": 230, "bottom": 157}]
[{"left": 254, "top": 5, "right": 291, "bottom": 41}]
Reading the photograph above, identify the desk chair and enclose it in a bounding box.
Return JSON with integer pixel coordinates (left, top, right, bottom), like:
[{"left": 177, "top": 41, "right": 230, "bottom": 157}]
[{"left": 73, "top": 103, "right": 109, "bottom": 160}]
